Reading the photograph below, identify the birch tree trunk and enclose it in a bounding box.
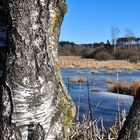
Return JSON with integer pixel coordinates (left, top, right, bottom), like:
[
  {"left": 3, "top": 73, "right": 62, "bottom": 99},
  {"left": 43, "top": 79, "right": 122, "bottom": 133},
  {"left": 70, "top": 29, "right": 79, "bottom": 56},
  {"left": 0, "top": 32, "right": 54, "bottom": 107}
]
[
  {"left": 118, "top": 93, "right": 140, "bottom": 140},
  {"left": 0, "top": 0, "right": 75, "bottom": 139}
]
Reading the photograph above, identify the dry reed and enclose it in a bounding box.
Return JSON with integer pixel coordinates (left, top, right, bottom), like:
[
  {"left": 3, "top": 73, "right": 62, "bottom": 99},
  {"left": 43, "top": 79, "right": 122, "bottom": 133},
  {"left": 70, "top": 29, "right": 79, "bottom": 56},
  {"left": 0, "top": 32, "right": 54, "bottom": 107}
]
[
  {"left": 68, "top": 81, "right": 126, "bottom": 140},
  {"left": 59, "top": 56, "right": 140, "bottom": 70},
  {"left": 71, "top": 77, "right": 87, "bottom": 83},
  {"left": 108, "top": 81, "right": 140, "bottom": 96},
  {"left": 69, "top": 110, "right": 126, "bottom": 140}
]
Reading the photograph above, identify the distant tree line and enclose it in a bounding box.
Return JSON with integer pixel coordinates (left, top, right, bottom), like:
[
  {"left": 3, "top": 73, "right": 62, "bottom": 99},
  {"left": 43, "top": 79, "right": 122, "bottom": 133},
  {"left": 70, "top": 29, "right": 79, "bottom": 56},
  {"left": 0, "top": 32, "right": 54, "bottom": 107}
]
[
  {"left": 59, "top": 26, "right": 140, "bottom": 63},
  {"left": 59, "top": 41, "right": 110, "bottom": 56},
  {"left": 59, "top": 40, "right": 140, "bottom": 63},
  {"left": 117, "top": 37, "right": 140, "bottom": 46}
]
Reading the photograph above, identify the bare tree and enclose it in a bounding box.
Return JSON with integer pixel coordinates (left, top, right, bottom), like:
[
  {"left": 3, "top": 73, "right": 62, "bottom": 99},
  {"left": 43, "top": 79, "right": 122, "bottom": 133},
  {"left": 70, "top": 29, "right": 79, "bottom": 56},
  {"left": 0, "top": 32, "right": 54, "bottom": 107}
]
[
  {"left": 111, "top": 26, "right": 120, "bottom": 54},
  {"left": 0, "top": 0, "right": 75, "bottom": 140},
  {"left": 134, "top": 37, "right": 140, "bottom": 62},
  {"left": 125, "top": 28, "right": 135, "bottom": 51}
]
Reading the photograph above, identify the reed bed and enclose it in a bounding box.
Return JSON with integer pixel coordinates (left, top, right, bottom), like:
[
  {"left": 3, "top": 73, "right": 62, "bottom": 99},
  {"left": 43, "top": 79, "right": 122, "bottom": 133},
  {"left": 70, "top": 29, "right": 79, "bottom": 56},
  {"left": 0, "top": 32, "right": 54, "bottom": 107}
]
[
  {"left": 69, "top": 109, "right": 126, "bottom": 140},
  {"left": 59, "top": 56, "right": 140, "bottom": 70},
  {"left": 69, "top": 120, "right": 117, "bottom": 140},
  {"left": 71, "top": 77, "right": 87, "bottom": 83},
  {"left": 108, "top": 81, "right": 140, "bottom": 96}
]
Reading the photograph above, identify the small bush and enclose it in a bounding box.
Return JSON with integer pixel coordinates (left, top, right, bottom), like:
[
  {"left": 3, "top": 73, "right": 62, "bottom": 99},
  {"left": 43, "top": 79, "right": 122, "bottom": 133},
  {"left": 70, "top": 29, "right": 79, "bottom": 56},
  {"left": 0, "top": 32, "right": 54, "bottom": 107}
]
[
  {"left": 81, "top": 49, "right": 94, "bottom": 58},
  {"left": 129, "top": 55, "right": 138, "bottom": 63},
  {"left": 114, "top": 49, "right": 130, "bottom": 60},
  {"left": 82, "top": 47, "right": 114, "bottom": 61},
  {"left": 114, "top": 49, "right": 137, "bottom": 61},
  {"left": 94, "top": 51, "right": 113, "bottom": 61}
]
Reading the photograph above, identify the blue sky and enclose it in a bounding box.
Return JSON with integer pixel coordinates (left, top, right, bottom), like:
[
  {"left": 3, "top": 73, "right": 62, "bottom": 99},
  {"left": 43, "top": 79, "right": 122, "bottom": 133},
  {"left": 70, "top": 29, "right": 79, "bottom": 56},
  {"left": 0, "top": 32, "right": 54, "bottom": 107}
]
[{"left": 60, "top": 0, "right": 140, "bottom": 44}]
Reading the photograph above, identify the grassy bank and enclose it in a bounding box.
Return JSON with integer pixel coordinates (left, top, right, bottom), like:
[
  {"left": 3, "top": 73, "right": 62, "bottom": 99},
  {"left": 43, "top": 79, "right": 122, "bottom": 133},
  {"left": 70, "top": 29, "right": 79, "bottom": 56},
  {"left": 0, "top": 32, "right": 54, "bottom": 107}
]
[{"left": 59, "top": 56, "right": 140, "bottom": 70}]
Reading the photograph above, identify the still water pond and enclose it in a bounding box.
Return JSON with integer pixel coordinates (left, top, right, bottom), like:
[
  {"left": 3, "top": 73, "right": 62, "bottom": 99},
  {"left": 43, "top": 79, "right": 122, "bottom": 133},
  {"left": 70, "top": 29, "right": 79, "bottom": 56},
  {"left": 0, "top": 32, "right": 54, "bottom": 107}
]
[{"left": 61, "top": 68, "right": 140, "bottom": 127}]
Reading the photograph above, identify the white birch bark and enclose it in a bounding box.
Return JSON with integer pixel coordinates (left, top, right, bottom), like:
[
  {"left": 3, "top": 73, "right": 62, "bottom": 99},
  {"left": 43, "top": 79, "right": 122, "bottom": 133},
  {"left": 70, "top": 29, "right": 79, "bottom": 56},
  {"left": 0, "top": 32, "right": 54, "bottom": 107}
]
[{"left": 0, "top": 0, "right": 75, "bottom": 139}]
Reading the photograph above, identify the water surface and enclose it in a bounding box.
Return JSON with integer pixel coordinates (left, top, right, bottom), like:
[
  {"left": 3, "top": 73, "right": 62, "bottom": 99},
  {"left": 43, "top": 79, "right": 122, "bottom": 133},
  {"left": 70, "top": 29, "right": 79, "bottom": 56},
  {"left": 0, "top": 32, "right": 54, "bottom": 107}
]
[{"left": 61, "top": 68, "right": 137, "bottom": 127}]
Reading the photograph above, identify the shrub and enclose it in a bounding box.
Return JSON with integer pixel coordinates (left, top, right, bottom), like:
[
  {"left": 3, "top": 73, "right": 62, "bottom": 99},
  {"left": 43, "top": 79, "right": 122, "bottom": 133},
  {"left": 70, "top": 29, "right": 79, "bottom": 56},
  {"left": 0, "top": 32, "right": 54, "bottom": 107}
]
[
  {"left": 94, "top": 51, "right": 113, "bottom": 61},
  {"left": 82, "top": 47, "right": 113, "bottom": 60},
  {"left": 114, "top": 49, "right": 137, "bottom": 61},
  {"left": 129, "top": 55, "right": 138, "bottom": 63},
  {"left": 114, "top": 49, "right": 130, "bottom": 60},
  {"left": 81, "top": 48, "right": 94, "bottom": 58}
]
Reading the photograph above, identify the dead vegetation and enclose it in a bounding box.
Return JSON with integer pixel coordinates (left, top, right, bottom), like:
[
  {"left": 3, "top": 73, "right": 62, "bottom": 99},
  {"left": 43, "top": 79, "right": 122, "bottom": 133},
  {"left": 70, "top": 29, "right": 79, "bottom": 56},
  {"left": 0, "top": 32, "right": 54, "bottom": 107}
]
[
  {"left": 68, "top": 81, "right": 127, "bottom": 140},
  {"left": 108, "top": 81, "right": 140, "bottom": 96},
  {"left": 59, "top": 56, "right": 140, "bottom": 70},
  {"left": 71, "top": 77, "right": 87, "bottom": 83},
  {"left": 69, "top": 105, "right": 126, "bottom": 140}
]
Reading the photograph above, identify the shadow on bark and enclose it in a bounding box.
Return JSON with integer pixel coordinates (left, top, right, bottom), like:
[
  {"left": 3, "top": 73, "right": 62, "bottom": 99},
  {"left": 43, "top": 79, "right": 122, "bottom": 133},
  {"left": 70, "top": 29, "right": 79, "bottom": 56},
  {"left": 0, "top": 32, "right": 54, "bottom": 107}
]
[{"left": 118, "top": 88, "right": 140, "bottom": 140}]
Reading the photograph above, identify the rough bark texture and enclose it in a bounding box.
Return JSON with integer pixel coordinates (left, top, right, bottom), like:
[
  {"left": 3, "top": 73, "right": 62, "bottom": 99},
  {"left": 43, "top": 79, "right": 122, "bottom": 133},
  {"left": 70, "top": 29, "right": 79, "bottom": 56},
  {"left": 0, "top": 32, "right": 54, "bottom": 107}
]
[
  {"left": 118, "top": 93, "right": 140, "bottom": 140},
  {"left": 0, "top": 0, "right": 75, "bottom": 140}
]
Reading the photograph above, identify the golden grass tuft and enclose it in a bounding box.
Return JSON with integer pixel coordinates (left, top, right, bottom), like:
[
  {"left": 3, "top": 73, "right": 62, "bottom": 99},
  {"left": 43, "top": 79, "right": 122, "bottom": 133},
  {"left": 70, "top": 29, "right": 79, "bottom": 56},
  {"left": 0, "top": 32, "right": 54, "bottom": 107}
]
[
  {"left": 108, "top": 81, "right": 140, "bottom": 96},
  {"left": 71, "top": 77, "right": 87, "bottom": 83}
]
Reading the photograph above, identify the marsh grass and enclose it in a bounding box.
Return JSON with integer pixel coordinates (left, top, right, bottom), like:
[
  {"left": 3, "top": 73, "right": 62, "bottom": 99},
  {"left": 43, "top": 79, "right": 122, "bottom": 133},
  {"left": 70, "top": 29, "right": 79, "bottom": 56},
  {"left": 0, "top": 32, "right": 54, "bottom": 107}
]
[
  {"left": 69, "top": 118, "right": 121, "bottom": 140},
  {"left": 59, "top": 56, "right": 140, "bottom": 70},
  {"left": 108, "top": 81, "right": 140, "bottom": 96},
  {"left": 71, "top": 77, "right": 87, "bottom": 83}
]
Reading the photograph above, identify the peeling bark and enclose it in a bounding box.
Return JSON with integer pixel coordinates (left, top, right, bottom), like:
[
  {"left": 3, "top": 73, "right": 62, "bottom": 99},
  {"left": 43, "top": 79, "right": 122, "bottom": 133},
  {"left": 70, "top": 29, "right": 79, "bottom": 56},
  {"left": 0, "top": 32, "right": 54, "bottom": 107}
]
[{"left": 0, "top": 0, "right": 75, "bottom": 139}]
